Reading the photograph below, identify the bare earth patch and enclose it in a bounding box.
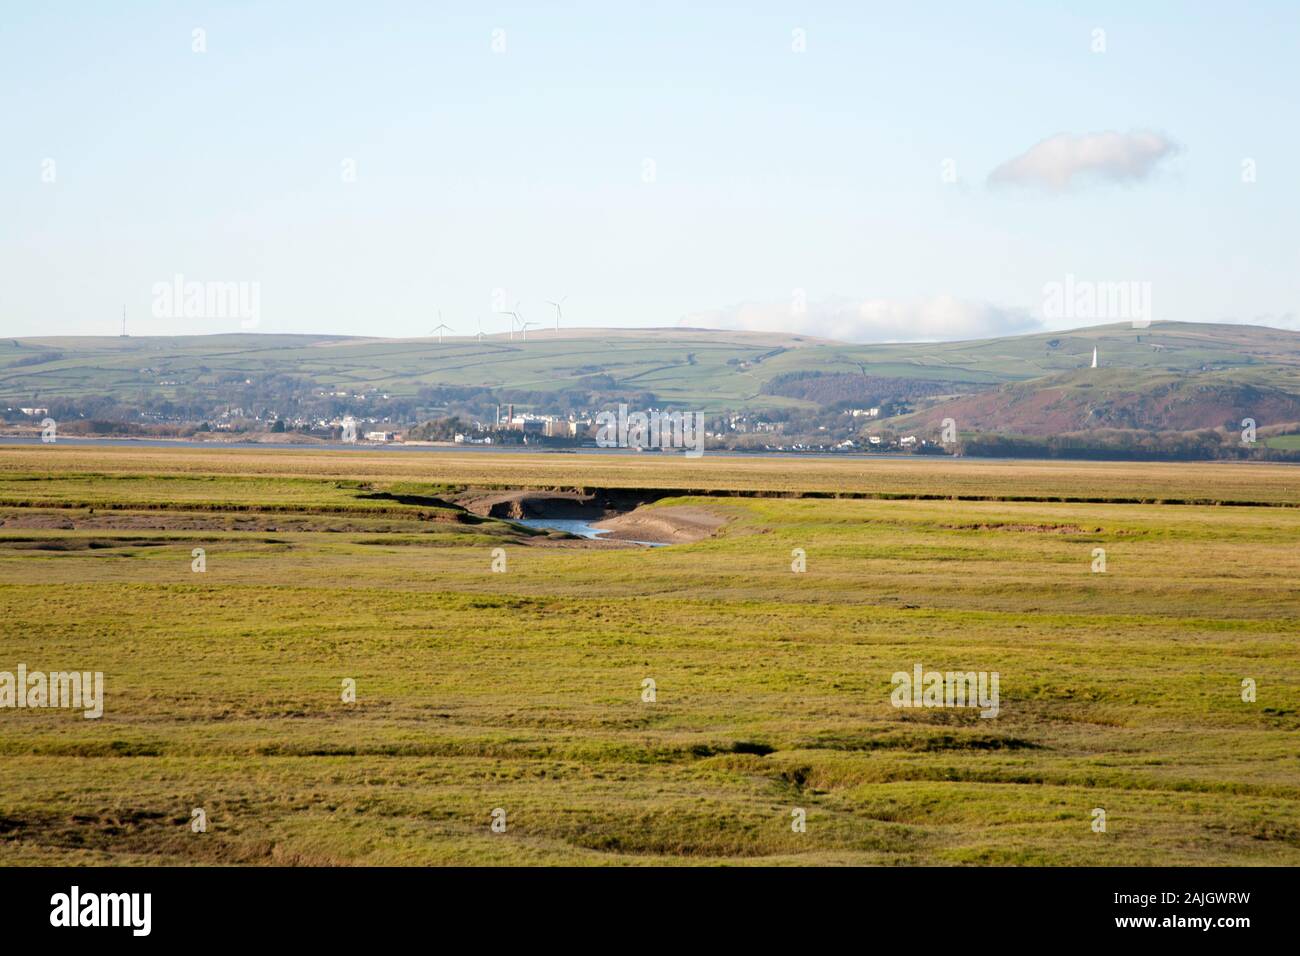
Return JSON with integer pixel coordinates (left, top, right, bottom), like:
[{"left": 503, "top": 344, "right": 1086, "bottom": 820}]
[
  {"left": 940, "top": 522, "right": 1092, "bottom": 533},
  {"left": 593, "top": 505, "right": 727, "bottom": 544}
]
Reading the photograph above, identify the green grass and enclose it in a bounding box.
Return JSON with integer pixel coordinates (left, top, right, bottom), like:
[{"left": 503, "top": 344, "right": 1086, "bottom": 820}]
[
  {"left": 5, "top": 444, "right": 1300, "bottom": 504},
  {"left": 0, "top": 448, "right": 1297, "bottom": 865}
]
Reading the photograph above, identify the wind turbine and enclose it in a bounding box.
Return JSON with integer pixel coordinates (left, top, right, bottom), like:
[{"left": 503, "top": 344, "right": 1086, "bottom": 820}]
[
  {"left": 475, "top": 318, "right": 485, "bottom": 343},
  {"left": 546, "top": 296, "right": 567, "bottom": 332},
  {"left": 429, "top": 311, "right": 453, "bottom": 344},
  {"left": 496, "top": 302, "right": 522, "bottom": 341},
  {"left": 519, "top": 320, "right": 541, "bottom": 341}
]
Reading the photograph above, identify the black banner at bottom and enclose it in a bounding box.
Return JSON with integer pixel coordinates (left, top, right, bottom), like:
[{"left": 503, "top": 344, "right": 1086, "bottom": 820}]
[{"left": 0, "top": 866, "right": 1284, "bottom": 942}]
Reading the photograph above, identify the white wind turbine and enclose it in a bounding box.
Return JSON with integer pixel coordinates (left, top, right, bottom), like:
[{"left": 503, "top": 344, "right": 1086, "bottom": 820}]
[
  {"left": 475, "top": 318, "right": 485, "bottom": 343},
  {"left": 497, "top": 302, "right": 522, "bottom": 341},
  {"left": 519, "top": 319, "right": 541, "bottom": 341},
  {"left": 428, "top": 310, "right": 453, "bottom": 344},
  {"left": 546, "top": 296, "right": 567, "bottom": 332}
]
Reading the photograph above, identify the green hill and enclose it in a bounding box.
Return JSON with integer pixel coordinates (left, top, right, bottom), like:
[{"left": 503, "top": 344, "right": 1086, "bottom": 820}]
[{"left": 2, "top": 322, "right": 1298, "bottom": 423}]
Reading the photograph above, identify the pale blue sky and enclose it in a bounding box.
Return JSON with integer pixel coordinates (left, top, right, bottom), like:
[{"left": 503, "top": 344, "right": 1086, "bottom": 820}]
[{"left": 3, "top": 1, "right": 1297, "bottom": 340}]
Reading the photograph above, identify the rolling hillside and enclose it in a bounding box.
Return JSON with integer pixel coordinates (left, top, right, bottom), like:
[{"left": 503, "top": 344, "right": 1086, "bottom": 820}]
[
  {"left": 896, "top": 368, "right": 1300, "bottom": 435},
  {"left": 2, "top": 322, "right": 1299, "bottom": 433}
]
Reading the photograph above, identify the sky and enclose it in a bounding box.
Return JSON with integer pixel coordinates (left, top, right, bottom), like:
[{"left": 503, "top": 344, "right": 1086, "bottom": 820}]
[{"left": 3, "top": 1, "right": 1298, "bottom": 342}]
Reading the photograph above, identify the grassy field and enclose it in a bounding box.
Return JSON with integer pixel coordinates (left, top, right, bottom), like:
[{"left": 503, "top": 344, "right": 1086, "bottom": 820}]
[
  {"left": 0, "top": 445, "right": 1297, "bottom": 865},
  {"left": 3, "top": 444, "right": 1300, "bottom": 504}
]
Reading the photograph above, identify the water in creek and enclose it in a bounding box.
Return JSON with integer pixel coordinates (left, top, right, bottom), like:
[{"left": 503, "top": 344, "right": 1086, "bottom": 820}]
[{"left": 514, "top": 518, "right": 666, "bottom": 546}]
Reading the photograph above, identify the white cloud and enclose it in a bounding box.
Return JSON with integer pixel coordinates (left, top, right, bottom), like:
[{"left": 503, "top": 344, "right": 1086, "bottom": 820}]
[
  {"left": 682, "top": 296, "right": 1042, "bottom": 343},
  {"left": 988, "top": 130, "right": 1180, "bottom": 191}
]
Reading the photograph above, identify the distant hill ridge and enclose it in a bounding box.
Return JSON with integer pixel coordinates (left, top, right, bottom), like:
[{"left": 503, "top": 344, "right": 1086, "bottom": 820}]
[{"left": 3, "top": 322, "right": 1299, "bottom": 438}]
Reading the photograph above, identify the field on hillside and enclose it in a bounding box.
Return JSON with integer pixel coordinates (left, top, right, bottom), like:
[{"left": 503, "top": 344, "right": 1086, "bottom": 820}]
[
  {"left": 0, "top": 445, "right": 1297, "bottom": 865},
  {"left": 5, "top": 321, "right": 1299, "bottom": 412}
]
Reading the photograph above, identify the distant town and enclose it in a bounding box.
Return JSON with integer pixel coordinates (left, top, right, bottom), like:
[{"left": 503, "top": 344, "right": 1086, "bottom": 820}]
[{"left": 1, "top": 394, "right": 945, "bottom": 455}]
